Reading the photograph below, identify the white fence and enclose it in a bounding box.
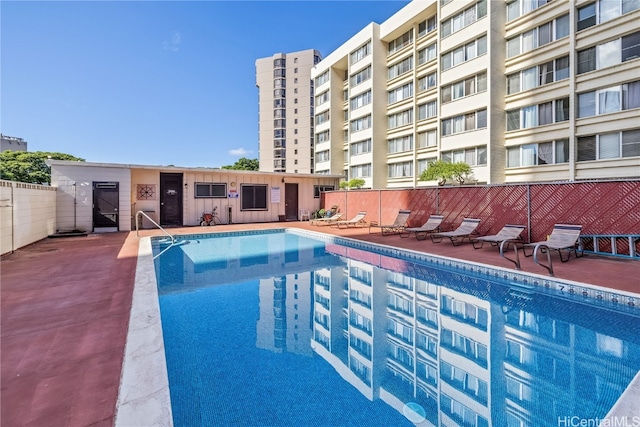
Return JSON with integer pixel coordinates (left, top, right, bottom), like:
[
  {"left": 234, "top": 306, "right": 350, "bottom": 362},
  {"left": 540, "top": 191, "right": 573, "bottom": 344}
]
[{"left": 0, "top": 180, "right": 57, "bottom": 255}]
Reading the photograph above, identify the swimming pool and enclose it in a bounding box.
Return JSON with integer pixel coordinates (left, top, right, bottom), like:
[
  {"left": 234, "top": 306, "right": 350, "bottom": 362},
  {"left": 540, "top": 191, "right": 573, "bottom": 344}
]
[{"left": 120, "top": 229, "right": 640, "bottom": 426}]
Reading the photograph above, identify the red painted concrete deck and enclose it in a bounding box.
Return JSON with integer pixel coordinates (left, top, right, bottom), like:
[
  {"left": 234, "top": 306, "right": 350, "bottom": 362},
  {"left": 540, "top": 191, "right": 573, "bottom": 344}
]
[{"left": 1, "top": 222, "right": 639, "bottom": 426}]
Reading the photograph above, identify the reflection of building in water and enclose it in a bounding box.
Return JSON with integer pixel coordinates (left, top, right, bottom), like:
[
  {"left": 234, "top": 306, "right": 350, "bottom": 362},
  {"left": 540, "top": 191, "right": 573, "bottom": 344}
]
[
  {"left": 310, "top": 247, "right": 640, "bottom": 426},
  {"left": 257, "top": 273, "right": 313, "bottom": 356},
  {"left": 498, "top": 294, "right": 640, "bottom": 426}
]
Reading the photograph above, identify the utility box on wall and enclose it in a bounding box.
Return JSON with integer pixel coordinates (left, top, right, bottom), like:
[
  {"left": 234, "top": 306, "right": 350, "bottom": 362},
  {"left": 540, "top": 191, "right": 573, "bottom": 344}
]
[{"left": 227, "top": 205, "right": 233, "bottom": 224}]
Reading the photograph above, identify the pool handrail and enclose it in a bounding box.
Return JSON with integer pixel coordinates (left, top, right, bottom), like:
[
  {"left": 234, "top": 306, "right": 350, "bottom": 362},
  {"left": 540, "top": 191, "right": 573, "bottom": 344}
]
[{"left": 136, "top": 210, "right": 176, "bottom": 244}]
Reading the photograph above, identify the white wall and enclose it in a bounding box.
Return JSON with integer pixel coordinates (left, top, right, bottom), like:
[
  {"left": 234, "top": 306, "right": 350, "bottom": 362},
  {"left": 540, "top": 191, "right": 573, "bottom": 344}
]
[
  {"left": 51, "top": 163, "right": 131, "bottom": 232},
  {"left": 0, "top": 180, "right": 57, "bottom": 255}
]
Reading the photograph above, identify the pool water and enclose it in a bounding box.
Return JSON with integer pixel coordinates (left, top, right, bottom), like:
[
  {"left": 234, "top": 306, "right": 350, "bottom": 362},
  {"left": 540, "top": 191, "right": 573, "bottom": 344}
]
[{"left": 153, "top": 230, "right": 640, "bottom": 427}]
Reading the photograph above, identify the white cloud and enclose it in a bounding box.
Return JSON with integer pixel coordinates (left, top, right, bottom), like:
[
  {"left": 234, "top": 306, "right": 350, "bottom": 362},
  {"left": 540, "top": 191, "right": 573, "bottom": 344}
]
[
  {"left": 162, "top": 31, "right": 181, "bottom": 52},
  {"left": 229, "top": 148, "right": 253, "bottom": 156}
]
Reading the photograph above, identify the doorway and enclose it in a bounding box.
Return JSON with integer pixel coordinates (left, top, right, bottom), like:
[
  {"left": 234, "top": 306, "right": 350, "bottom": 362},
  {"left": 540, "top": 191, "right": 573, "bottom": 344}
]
[
  {"left": 93, "top": 182, "right": 119, "bottom": 231},
  {"left": 285, "top": 183, "right": 299, "bottom": 220},
  {"left": 160, "top": 173, "right": 183, "bottom": 226}
]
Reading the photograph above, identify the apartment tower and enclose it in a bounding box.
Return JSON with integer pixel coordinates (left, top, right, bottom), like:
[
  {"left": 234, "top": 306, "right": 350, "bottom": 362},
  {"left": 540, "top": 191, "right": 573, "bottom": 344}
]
[
  {"left": 311, "top": 0, "right": 640, "bottom": 188},
  {"left": 256, "top": 49, "right": 322, "bottom": 173}
]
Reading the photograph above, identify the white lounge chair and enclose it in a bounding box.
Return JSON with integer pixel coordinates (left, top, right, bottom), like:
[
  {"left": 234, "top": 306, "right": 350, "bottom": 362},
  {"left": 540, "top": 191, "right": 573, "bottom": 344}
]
[
  {"left": 471, "top": 224, "right": 526, "bottom": 249},
  {"left": 369, "top": 209, "right": 411, "bottom": 235},
  {"left": 431, "top": 218, "right": 481, "bottom": 246},
  {"left": 310, "top": 212, "right": 343, "bottom": 226},
  {"left": 400, "top": 214, "right": 444, "bottom": 240},
  {"left": 333, "top": 211, "right": 367, "bottom": 229}
]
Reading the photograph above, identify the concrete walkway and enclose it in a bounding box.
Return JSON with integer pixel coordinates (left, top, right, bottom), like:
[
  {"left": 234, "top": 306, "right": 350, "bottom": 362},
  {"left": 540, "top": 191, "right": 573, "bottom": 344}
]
[{"left": 1, "top": 222, "right": 638, "bottom": 426}]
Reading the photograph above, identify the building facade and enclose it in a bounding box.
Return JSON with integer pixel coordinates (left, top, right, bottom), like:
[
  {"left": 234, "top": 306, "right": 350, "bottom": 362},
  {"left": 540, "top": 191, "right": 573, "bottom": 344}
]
[
  {"left": 1, "top": 134, "right": 28, "bottom": 152},
  {"left": 311, "top": 0, "right": 640, "bottom": 188},
  {"left": 256, "top": 49, "right": 322, "bottom": 173}
]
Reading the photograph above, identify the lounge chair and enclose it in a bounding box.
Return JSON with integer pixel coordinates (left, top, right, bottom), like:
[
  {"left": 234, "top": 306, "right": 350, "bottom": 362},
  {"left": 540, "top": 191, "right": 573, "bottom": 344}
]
[
  {"left": 400, "top": 214, "right": 444, "bottom": 240},
  {"left": 501, "top": 223, "right": 583, "bottom": 276},
  {"left": 430, "top": 218, "right": 481, "bottom": 246},
  {"left": 471, "top": 224, "right": 526, "bottom": 249},
  {"left": 332, "top": 211, "right": 367, "bottom": 229},
  {"left": 369, "top": 209, "right": 411, "bottom": 235},
  {"left": 310, "top": 212, "right": 343, "bottom": 226}
]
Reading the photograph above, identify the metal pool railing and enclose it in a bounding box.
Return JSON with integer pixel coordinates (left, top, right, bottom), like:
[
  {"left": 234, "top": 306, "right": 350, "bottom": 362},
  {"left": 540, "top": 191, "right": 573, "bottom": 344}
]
[{"left": 135, "top": 210, "right": 175, "bottom": 245}]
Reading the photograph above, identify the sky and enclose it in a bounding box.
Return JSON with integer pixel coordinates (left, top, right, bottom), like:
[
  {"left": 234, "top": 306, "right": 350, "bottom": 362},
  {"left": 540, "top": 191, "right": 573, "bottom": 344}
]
[{"left": 1, "top": 0, "right": 411, "bottom": 168}]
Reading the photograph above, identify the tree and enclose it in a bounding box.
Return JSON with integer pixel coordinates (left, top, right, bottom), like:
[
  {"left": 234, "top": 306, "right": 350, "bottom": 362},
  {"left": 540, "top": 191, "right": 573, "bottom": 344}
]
[
  {"left": 0, "top": 151, "right": 84, "bottom": 185},
  {"left": 419, "top": 160, "right": 472, "bottom": 186},
  {"left": 339, "top": 178, "right": 365, "bottom": 189},
  {"left": 221, "top": 157, "right": 259, "bottom": 171}
]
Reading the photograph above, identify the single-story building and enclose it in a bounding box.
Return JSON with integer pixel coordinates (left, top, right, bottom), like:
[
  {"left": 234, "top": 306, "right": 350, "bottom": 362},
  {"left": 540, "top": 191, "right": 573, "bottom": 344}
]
[{"left": 48, "top": 160, "right": 343, "bottom": 232}]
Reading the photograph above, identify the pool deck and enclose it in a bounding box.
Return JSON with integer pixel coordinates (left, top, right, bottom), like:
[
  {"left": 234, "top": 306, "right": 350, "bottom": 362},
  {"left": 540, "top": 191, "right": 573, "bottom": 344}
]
[{"left": 1, "top": 221, "right": 639, "bottom": 427}]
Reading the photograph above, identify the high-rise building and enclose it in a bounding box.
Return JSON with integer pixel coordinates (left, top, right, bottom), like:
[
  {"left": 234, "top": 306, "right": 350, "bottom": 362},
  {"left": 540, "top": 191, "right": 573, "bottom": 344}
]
[
  {"left": 256, "top": 49, "right": 322, "bottom": 173},
  {"left": 311, "top": 0, "right": 640, "bottom": 188},
  {"left": 1, "top": 134, "right": 28, "bottom": 152}
]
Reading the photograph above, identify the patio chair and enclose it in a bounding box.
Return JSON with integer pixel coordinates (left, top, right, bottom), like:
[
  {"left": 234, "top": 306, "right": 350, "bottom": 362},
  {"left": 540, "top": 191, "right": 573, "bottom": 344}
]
[
  {"left": 400, "top": 214, "right": 444, "bottom": 240},
  {"left": 369, "top": 209, "right": 411, "bottom": 235},
  {"left": 310, "top": 212, "right": 344, "bottom": 226},
  {"left": 471, "top": 224, "right": 526, "bottom": 249},
  {"left": 501, "top": 223, "right": 583, "bottom": 276},
  {"left": 430, "top": 218, "right": 481, "bottom": 246},
  {"left": 333, "top": 211, "right": 367, "bottom": 229}
]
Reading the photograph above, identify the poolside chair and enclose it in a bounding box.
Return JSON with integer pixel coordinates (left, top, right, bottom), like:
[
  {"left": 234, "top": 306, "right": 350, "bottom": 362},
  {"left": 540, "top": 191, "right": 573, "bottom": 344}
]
[
  {"left": 471, "top": 224, "right": 526, "bottom": 249},
  {"left": 500, "top": 223, "right": 584, "bottom": 276},
  {"left": 310, "top": 212, "right": 343, "bottom": 226},
  {"left": 430, "top": 218, "right": 481, "bottom": 246},
  {"left": 369, "top": 209, "right": 411, "bottom": 235},
  {"left": 400, "top": 214, "right": 444, "bottom": 240},
  {"left": 333, "top": 211, "right": 367, "bottom": 229}
]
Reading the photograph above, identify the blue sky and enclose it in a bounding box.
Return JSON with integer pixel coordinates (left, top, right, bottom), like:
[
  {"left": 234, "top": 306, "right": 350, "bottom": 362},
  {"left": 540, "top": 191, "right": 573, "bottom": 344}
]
[{"left": 2, "top": 0, "right": 410, "bottom": 168}]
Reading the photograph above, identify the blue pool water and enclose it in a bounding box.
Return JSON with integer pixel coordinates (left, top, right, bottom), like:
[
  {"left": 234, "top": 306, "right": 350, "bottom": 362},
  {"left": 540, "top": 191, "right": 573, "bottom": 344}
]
[{"left": 153, "top": 230, "right": 640, "bottom": 427}]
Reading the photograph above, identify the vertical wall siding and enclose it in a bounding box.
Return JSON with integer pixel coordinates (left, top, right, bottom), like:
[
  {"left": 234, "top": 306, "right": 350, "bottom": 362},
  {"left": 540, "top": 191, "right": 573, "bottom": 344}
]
[
  {"left": 323, "top": 180, "right": 640, "bottom": 243},
  {"left": 1, "top": 180, "right": 57, "bottom": 255}
]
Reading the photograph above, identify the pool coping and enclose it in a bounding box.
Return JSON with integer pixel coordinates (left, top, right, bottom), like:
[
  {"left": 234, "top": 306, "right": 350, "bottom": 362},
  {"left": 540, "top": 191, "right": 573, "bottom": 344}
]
[{"left": 115, "top": 228, "right": 640, "bottom": 427}]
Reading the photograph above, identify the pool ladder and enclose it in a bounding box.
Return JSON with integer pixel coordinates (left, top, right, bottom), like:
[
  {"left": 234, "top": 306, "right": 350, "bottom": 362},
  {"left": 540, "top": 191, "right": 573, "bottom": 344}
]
[{"left": 135, "top": 210, "right": 176, "bottom": 245}]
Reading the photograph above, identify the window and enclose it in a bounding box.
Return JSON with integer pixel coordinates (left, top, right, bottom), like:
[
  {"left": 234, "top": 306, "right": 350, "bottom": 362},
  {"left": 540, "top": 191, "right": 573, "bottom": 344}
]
[
  {"left": 442, "top": 109, "right": 487, "bottom": 135},
  {"left": 578, "top": 81, "right": 640, "bottom": 118},
  {"left": 350, "top": 115, "right": 372, "bottom": 132},
  {"left": 388, "top": 57, "right": 413, "bottom": 79},
  {"left": 350, "top": 66, "right": 371, "bottom": 86},
  {"left": 388, "top": 29, "right": 413, "bottom": 54},
  {"left": 388, "top": 83, "right": 413, "bottom": 104},
  {"left": 315, "top": 110, "right": 329, "bottom": 125},
  {"left": 418, "top": 43, "right": 437, "bottom": 65},
  {"left": 506, "top": 14, "right": 569, "bottom": 58},
  {"left": 241, "top": 184, "right": 267, "bottom": 210},
  {"left": 418, "top": 15, "right": 437, "bottom": 37},
  {"left": 418, "top": 101, "right": 437, "bottom": 120},
  {"left": 195, "top": 183, "right": 226, "bottom": 198},
  {"left": 388, "top": 135, "right": 413, "bottom": 153},
  {"left": 350, "top": 41, "right": 371, "bottom": 65},
  {"left": 316, "top": 150, "right": 330, "bottom": 162},
  {"left": 442, "top": 72, "right": 487, "bottom": 103},
  {"left": 388, "top": 161, "right": 414, "bottom": 178},
  {"left": 418, "top": 130, "right": 437, "bottom": 148},
  {"left": 442, "top": 35, "right": 487, "bottom": 70},
  {"left": 441, "top": 0, "right": 487, "bottom": 37},
  {"left": 313, "top": 185, "right": 334, "bottom": 198},
  {"left": 441, "top": 146, "right": 487, "bottom": 166},
  {"left": 315, "top": 90, "right": 329, "bottom": 107},
  {"left": 315, "top": 70, "right": 329, "bottom": 86},
  {"left": 351, "top": 139, "right": 372, "bottom": 156},
  {"left": 578, "top": 129, "right": 640, "bottom": 161},
  {"left": 351, "top": 90, "right": 372, "bottom": 110},
  {"left": 388, "top": 108, "right": 413, "bottom": 129},
  {"left": 506, "top": 0, "right": 553, "bottom": 22},
  {"left": 418, "top": 72, "right": 437, "bottom": 92},
  {"left": 350, "top": 163, "right": 371, "bottom": 178},
  {"left": 507, "top": 139, "right": 569, "bottom": 167},
  {"left": 316, "top": 129, "right": 330, "bottom": 144},
  {"left": 578, "top": 32, "right": 640, "bottom": 74},
  {"left": 578, "top": 0, "right": 640, "bottom": 31},
  {"left": 507, "top": 97, "right": 569, "bottom": 130}
]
